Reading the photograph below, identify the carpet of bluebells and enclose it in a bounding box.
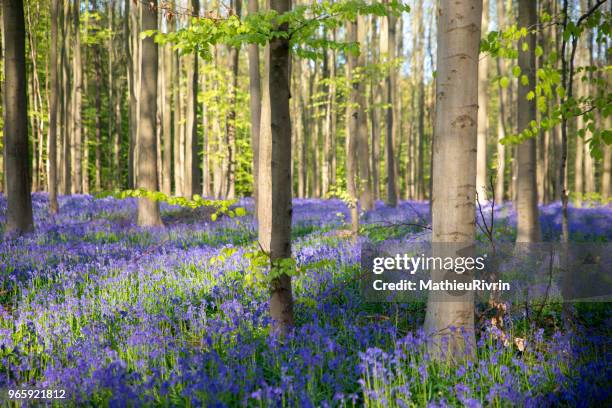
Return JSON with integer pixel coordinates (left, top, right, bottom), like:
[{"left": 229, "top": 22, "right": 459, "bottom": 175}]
[{"left": 0, "top": 193, "right": 610, "bottom": 407}]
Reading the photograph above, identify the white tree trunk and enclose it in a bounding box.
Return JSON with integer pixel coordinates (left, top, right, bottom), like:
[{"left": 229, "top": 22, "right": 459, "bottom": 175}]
[{"left": 424, "top": 0, "right": 482, "bottom": 359}]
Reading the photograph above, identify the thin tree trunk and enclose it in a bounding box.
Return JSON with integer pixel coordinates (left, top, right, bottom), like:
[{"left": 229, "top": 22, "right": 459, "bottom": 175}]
[
  {"left": 202, "top": 68, "right": 210, "bottom": 196},
  {"left": 173, "top": 42, "right": 183, "bottom": 196},
  {"left": 61, "top": 0, "right": 71, "bottom": 196},
  {"left": 247, "top": 0, "right": 261, "bottom": 211},
  {"left": 3, "top": 0, "right": 34, "bottom": 234},
  {"left": 346, "top": 20, "right": 360, "bottom": 236},
  {"left": 126, "top": 0, "right": 136, "bottom": 189},
  {"left": 424, "top": 0, "right": 482, "bottom": 359},
  {"left": 258, "top": 0, "right": 294, "bottom": 335},
  {"left": 384, "top": 4, "right": 398, "bottom": 207},
  {"left": 70, "top": 0, "right": 82, "bottom": 193},
  {"left": 183, "top": 0, "right": 200, "bottom": 198},
  {"left": 137, "top": 0, "right": 163, "bottom": 227},
  {"left": 161, "top": 38, "right": 172, "bottom": 195},
  {"left": 515, "top": 0, "right": 541, "bottom": 242},
  {"left": 602, "top": 144, "right": 611, "bottom": 200},
  {"left": 369, "top": 17, "right": 380, "bottom": 201},
  {"left": 91, "top": 0, "right": 102, "bottom": 191},
  {"left": 297, "top": 59, "right": 308, "bottom": 198},
  {"left": 356, "top": 15, "right": 374, "bottom": 210},
  {"left": 48, "top": 0, "right": 59, "bottom": 212},
  {"left": 476, "top": 0, "right": 489, "bottom": 203},
  {"left": 224, "top": 0, "right": 240, "bottom": 199}
]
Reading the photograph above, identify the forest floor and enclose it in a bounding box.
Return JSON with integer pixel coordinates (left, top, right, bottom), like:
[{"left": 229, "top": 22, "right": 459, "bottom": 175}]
[{"left": 0, "top": 194, "right": 610, "bottom": 406}]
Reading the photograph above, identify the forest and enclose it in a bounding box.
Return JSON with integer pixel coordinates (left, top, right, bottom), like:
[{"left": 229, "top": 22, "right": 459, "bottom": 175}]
[{"left": 0, "top": 0, "right": 611, "bottom": 406}]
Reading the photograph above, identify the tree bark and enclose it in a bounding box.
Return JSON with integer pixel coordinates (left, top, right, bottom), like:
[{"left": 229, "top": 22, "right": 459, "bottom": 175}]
[
  {"left": 356, "top": 16, "right": 374, "bottom": 211},
  {"left": 346, "top": 20, "right": 360, "bottom": 236},
  {"left": 161, "top": 37, "right": 172, "bottom": 195},
  {"left": 476, "top": 0, "right": 489, "bottom": 203},
  {"left": 224, "top": 0, "right": 240, "bottom": 199},
  {"left": 70, "top": 0, "right": 83, "bottom": 193},
  {"left": 384, "top": 5, "right": 398, "bottom": 207},
  {"left": 184, "top": 0, "right": 200, "bottom": 198},
  {"left": 424, "top": 0, "right": 482, "bottom": 359},
  {"left": 137, "top": 0, "right": 163, "bottom": 227},
  {"left": 93, "top": 5, "right": 102, "bottom": 192},
  {"left": 258, "top": 0, "right": 294, "bottom": 335},
  {"left": 247, "top": 0, "right": 261, "bottom": 212},
  {"left": 494, "top": 0, "right": 507, "bottom": 202},
  {"left": 3, "top": 0, "right": 34, "bottom": 234},
  {"left": 61, "top": 0, "right": 71, "bottom": 196},
  {"left": 48, "top": 0, "right": 59, "bottom": 213},
  {"left": 516, "top": 0, "right": 541, "bottom": 242}
]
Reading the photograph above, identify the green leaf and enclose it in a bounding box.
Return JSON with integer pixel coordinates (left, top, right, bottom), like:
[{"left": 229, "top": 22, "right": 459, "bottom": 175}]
[
  {"left": 521, "top": 75, "right": 529, "bottom": 86},
  {"left": 512, "top": 66, "right": 522, "bottom": 78},
  {"left": 535, "top": 45, "right": 543, "bottom": 57}
]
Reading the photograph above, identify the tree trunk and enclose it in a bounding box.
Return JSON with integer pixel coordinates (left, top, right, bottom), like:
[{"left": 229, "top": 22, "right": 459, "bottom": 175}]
[
  {"left": 515, "top": 0, "right": 541, "bottom": 242},
  {"left": 61, "top": 0, "right": 71, "bottom": 196},
  {"left": 424, "top": 0, "right": 482, "bottom": 359},
  {"left": 346, "top": 20, "right": 360, "bottom": 236},
  {"left": 476, "top": 0, "right": 489, "bottom": 203},
  {"left": 356, "top": 16, "right": 374, "bottom": 210},
  {"left": 224, "top": 0, "right": 240, "bottom": 199},
  {"left": 161, "top": 39, "right": 172, "bottom": 195},
  {"left": 70, "top": 0, "right": 82, "bottom": 193},
  {"left": 126, "top": 0, "right": 136, "bottom": 189},
  {"left": 602, "top": 144, "right": 611, "bottom": 200},
  {"left": 48, "top": 0, "right": 59, "bottom": 213},
  {"left": 297, "top": 59, "right": 308, "bottom": 198},
  {"left": 247, "top": 0, "right": 261, "bottom": 212},
  {"left": 494, "top": 0, "right": 508, "bottom": 202},
  {"left": 369, "top": 17, "right": 380, "bottom": 201},
  {"left": 137, "top": 0, "right": 163, "bottom": 227},
  {"left": 258, "top": 0, "right": 294, "bottom": 335},
  {"left": 173, "top": 43, "right": 183, "bottom": 196},
  {"left": 3, "top": 0, "right": 34, "bottom": 234},
  {"left": 384, "top": 5, "right": 398, "bottom": 207}
]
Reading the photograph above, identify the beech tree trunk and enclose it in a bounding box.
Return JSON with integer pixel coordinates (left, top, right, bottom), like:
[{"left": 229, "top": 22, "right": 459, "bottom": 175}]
[
  {"left": 495, "top": 0, "right": 508, "bottom": 203},
  {"left": 126, "top": 0, "right": 136, "bottom": 189},
  {"left": 3, "top": 0, "right": 34, "bottom": 234},
  {"left": 356, "top": 16, "right": 374, "bottom": 211},
  {"left": 225, "top": 0, "right": 240, "bottom": 199},
  {"left": 385, "top": 5, "right": 398, "bottom": 207},
  {"left": 137, "top": 0, "right": 163, "bottom": 227},
  {"left": 61, "top": 0, "right": 71, "bottom": 196},
  {"left": 94, "top": 4, "right": 103, "bottom": 193},
  {"left": 247, "top": 0, "right": 261, "bottom": 213},
  {"left": 346, "top": 20, "right": 360, "bottom": 236},
  {"left": 258, "top": 0, "right": 294, "bottom": 336},
  {"left": 161, "top": 38, "right": 172, "bottom": 195},
  {"left": 516, "top": 0, "right": 541, "bottom": 242},
  {"left": 48, "top": 0, "right": 59, "bottom": 213},
  {"left": 476, "top": 0, "right": 489, "bottom": 203},
  {"left": 183, "top": 0, "right": 200, "bottom": 198},
  {"left": 424, "top": 0, "right": 482, "bottom": 359}
]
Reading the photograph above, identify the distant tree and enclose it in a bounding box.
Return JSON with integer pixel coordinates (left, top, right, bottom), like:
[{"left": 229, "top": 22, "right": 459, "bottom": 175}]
[
  {"left": 48, "top": 0, "right": 59, "bottom": 214},
  {"left": 137, "top": 0, "right": 163, "bottom": 227},
  {"left": 247, "top": 0, "right": 261, "bottom": 214},
  {"left": 515, "top": 0, "right": 541, "bottom": 243},
  {"left": 71, "top": 0, "right": 83, "bottom": 193},
  {"left": 384, "top": 0, "right": 398, "bottom": 207},
  {"left": 3, "top": 0, "right": 34, "bottom": 234},
  {"left": 184, "top": 0, "right": 201, "bottom": 198},
  {"left": 346, "top": 19, "right": 361, "bottom": 237}
]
